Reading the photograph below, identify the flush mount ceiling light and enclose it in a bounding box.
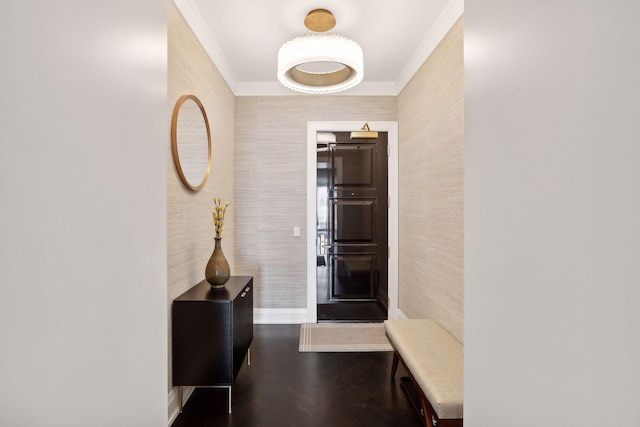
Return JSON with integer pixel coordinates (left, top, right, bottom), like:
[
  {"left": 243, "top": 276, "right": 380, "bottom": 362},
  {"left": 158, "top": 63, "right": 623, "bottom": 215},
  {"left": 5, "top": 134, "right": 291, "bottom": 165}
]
[{"left": 278, "top": 9, "right": 364, "bottom": 94}]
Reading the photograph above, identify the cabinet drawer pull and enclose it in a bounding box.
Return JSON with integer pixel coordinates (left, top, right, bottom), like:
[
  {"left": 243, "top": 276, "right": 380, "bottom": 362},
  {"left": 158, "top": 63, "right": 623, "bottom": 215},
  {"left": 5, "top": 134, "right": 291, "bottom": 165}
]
[{"left": 240, "top": 292, "right": 247, "bottom": 298}]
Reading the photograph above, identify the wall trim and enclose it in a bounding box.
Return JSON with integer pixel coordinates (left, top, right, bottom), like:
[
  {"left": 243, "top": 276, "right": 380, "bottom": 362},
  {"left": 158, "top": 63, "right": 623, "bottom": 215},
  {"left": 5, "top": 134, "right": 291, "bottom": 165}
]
[
  {"left": 168, "top": 386, "right": 194, "bottom": 426},
  {"left": 172, "top": 0, "right": 463, "bottom": 97},
  {"left": 388, "top": 307, "right": 408, "bottom": 320},
  {"left": 395, "top": 0, "right": 464, "bottom": 93},
  {"left": 395, "top": 309, "right": 409, "bottom": 320},
  {"left": 234, "top": 81, "right": 399, "bottom": 97},
  {"left": 172, "top": 0, "right": 237, "bottom": 91},
  {"left": 254, "top": 308, "right": 308, "bottom": 324},
  {"left": 306, "top": 121, "right": 399, "bottom": 323}
]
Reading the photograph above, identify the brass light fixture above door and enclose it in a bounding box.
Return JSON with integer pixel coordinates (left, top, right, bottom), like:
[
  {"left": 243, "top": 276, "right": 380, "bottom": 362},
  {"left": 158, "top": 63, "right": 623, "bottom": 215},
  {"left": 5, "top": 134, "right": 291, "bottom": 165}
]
[{"left": 350, "top": 123, "right": 379, "bottom": 139}]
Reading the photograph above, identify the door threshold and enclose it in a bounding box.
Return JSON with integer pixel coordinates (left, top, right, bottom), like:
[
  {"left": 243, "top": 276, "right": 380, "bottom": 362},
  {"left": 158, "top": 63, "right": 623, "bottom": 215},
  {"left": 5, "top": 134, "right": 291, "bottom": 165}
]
[{"left": 317, "top": 301, "right": 387, "bottom": 322}]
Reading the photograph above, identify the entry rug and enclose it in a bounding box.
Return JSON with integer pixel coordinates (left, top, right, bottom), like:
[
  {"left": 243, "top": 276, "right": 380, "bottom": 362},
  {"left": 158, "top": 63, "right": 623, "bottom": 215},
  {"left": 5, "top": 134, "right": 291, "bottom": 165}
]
[{"left": 299, "top": 322, "right": 393, "bottom": 352}]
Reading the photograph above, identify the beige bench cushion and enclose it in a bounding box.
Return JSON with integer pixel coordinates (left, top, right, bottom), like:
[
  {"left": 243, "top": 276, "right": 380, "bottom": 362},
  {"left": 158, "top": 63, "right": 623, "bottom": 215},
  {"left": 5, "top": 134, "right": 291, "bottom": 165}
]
[{"left": 384, "top": 319, "right": 463, "bottom": 419}]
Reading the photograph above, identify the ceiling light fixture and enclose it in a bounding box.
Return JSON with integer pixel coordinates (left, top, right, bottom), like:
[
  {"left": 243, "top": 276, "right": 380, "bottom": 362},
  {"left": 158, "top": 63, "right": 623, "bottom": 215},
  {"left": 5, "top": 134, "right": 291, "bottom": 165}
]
[{"left": 277, "top": 9, "right": 364, "bottom": 94}]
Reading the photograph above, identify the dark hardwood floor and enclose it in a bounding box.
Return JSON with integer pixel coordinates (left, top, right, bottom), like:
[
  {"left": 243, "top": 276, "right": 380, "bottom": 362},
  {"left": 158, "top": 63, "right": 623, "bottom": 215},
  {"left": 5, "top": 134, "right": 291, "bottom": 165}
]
[{"left": 171, "top": 324, "right": 422, "bottom": 427}]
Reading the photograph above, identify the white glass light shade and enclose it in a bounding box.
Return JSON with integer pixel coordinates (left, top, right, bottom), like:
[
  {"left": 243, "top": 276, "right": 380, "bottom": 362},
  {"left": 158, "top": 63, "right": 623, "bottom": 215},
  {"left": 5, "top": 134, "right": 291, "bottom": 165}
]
[{"left": 277, "top": 34, "right": 364, "bottom": 94}]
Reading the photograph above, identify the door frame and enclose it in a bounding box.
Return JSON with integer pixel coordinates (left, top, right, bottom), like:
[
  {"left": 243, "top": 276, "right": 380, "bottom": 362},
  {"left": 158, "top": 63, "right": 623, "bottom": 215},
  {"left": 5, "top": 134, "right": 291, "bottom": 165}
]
[{"left": 306, "top": 121, "right": 399, "bottom": 323}]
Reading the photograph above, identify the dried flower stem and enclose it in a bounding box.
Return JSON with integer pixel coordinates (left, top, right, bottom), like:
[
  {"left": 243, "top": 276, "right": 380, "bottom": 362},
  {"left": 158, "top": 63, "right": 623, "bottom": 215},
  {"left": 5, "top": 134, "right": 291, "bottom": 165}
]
[{"left": 212, "top": 198, "right": 231, "bottom": 238}]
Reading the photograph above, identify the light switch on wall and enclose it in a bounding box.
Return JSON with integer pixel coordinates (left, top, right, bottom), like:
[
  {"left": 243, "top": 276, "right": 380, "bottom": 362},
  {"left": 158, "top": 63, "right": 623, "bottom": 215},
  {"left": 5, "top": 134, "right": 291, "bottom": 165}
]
[{"left": 293, "top": 226, "right": 300, "bottom": 237}]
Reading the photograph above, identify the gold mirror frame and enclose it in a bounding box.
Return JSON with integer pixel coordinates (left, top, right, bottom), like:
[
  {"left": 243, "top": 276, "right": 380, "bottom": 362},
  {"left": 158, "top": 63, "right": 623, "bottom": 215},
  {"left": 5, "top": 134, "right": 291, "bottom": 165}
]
[{"left": 171, "top": 94, "right": 212, "bottom": 191}]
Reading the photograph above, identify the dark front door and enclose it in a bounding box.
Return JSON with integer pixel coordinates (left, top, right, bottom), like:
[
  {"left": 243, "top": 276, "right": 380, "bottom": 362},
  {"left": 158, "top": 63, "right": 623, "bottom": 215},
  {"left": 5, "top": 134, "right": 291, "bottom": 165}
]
[{"left": 316, "top": 131, "right": 388, "bottom": 322}]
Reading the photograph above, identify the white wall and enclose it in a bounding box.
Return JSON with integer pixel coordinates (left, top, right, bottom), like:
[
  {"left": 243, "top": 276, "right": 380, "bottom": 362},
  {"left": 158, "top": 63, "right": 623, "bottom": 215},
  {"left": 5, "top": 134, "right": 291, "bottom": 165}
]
[
  {"left": 0, "top": 2, "right": 167, "bottom": 426},
  {"left": 465, "top": 1, "right": 640, "bottom": 425}
]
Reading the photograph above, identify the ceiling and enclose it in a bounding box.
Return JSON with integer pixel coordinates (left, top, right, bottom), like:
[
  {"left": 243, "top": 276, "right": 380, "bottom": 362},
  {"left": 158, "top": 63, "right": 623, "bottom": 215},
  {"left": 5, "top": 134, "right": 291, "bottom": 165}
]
[{"left": 174, "top": 0, "right": 463, "bottom": 96}]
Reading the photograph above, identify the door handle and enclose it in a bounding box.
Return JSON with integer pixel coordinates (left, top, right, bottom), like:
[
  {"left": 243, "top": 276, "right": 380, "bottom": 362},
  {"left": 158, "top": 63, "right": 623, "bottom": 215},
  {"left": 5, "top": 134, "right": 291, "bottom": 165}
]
[{"left": 319, "top": 235, "right": 331, "bottom": 255}]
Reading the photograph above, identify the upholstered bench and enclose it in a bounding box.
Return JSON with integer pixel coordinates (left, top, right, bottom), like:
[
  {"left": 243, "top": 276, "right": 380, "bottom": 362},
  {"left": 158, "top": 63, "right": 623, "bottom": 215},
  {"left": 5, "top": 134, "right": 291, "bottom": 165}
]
[{"left": 384, "top": 319, "right": 463, "bottom": 427}]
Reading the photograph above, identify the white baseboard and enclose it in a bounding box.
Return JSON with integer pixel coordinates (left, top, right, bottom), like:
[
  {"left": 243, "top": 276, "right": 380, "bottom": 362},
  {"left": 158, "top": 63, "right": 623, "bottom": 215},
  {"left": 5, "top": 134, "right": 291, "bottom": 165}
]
[
  {"left": 253, "top": 308, "right": 407, "bottom": 324},
  {"left": 254, "top": 308, "right": 308, "bottom": 324},
  {"left": 168, "top": 386, "right": 194, "bottom": 426},
  {"left": 387, "top": 307, "right": 408, "bottom": 320}
]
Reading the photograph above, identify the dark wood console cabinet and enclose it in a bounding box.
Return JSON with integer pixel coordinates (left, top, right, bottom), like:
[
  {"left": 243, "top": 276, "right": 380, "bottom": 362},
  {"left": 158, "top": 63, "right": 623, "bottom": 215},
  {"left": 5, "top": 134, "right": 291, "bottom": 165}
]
[{"left": 172, "top": 276, "right": 253, "bottom": 413}]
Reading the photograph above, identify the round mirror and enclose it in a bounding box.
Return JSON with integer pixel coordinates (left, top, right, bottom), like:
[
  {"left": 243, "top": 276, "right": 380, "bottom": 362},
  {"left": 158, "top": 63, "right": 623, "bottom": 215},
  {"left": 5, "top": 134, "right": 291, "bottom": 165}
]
[{"left": 171, "top": 95, "right": 212, "bottom": 191}]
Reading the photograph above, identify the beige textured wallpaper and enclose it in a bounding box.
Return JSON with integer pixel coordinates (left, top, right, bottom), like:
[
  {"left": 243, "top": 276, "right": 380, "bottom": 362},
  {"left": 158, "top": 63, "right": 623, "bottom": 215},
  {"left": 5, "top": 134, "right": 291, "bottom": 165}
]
[
  {"left": 234, "top": 96, "right": 396, "bottom": 309},
  {"left": 397, "top": 18, "right": 464, "bottom": 342},
  {"left": 167, "top": 1, "right": 235, "bottom": 390}
]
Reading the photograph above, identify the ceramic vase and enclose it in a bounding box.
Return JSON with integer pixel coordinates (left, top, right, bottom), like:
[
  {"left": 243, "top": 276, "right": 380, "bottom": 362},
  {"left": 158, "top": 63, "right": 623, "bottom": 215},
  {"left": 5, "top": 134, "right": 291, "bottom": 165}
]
[{"left": 205, "top": 237, "right": 230, "bottom": 288}]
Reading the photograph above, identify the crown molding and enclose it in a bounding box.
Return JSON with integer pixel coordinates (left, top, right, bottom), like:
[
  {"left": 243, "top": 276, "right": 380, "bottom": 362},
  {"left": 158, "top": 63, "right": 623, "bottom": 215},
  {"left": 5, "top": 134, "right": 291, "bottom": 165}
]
[
  {"left": 173, "top": 0, "right": 463, "bottom": 97},
  {"left": 395, "top": 0, "right": 464, "bottom": 93},
  {"left": 234, "top": 81, "right": 399, "bottom": 97},
  {"left": 172, "top": 0, "right": 237, "bottom": 91}
]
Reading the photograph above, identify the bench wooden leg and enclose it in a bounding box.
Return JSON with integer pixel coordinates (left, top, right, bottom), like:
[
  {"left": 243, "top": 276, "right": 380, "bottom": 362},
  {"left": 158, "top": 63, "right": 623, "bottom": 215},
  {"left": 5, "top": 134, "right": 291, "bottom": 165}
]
[
  {"left": 419, "top": 393, "right": 435, "bottom": 427},
  {"left": 391, "top": 351, "right": 400, "bottom": 378}
]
